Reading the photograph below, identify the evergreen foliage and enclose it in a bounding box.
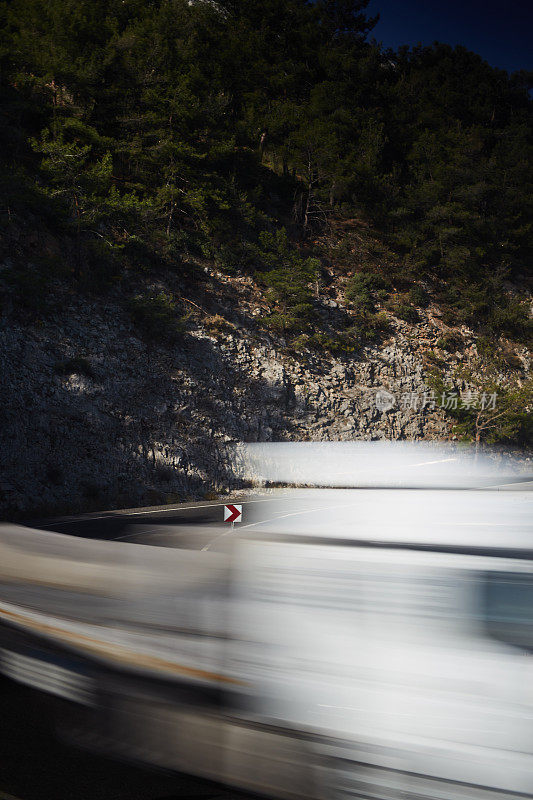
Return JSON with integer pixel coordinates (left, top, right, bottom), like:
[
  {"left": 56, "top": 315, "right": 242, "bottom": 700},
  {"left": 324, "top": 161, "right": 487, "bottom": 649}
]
[
  {"left": 0, "top": 0, "right": 531, "bottom": 344},
  {"left": 428, "top": 357, "right": 532, "bottom": 449}
]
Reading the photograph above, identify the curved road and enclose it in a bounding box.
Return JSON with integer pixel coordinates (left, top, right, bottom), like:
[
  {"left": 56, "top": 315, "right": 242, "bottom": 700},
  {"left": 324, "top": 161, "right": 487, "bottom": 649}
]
[{"left": 33, "top": 492, "right": 293, "bottom": 548}]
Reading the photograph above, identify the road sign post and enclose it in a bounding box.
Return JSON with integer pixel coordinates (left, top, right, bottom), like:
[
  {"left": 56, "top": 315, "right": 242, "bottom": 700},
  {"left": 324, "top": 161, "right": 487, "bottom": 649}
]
[{"left": 224, "top": 504, "right": 242, "bottom": 528}]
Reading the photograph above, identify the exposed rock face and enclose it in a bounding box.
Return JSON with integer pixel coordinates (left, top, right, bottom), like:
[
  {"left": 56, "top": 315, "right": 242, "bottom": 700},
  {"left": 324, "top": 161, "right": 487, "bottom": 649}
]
[{"left": 0, "top": 290, "right": 461, "bottom": 517}]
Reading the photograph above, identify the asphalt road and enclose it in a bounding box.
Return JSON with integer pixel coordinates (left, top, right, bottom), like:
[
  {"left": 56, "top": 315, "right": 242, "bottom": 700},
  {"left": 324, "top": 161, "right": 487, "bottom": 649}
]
[
  {"left": 31, "top": 493, "right": 292, "bottom": 548},
  {"left": 30, "top": 479, "right": 533, "bottom": 553}
]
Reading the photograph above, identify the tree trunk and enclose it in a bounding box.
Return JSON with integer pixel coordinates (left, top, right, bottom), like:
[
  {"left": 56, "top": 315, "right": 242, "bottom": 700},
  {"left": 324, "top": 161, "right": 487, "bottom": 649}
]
[{"left": 474, "top": 429, "right": 481, "bottom": 460}]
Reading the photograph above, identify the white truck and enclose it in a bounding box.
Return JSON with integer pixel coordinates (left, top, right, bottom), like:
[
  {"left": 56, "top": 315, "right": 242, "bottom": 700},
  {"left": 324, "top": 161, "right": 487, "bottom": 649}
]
[{"left": 1, "top": 485, "right": 532, "bottom": 800}]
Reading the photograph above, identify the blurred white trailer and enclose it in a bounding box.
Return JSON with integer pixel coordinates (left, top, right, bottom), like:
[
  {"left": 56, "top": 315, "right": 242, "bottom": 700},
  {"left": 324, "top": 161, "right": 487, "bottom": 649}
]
[{"left": 1, "top": 485, "right": 533, "bottom": 800}]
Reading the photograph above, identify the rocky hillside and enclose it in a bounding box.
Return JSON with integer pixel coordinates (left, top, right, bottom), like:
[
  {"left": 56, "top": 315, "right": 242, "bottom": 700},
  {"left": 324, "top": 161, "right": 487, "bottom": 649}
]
[
  {"left": 2, "top": 0, "right": 532, "bottom": 516},
  {"left": 1, "top": 256, "right": 530, "bottom": 518}
]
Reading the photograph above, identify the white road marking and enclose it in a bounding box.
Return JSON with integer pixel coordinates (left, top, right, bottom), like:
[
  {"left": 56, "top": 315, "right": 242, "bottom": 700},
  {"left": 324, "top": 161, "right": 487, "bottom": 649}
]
[
  {"left": 111, "top": 496, "right": 300, "bottom": 540},
  {"left": 36, "top": 495, "right": 295, "bottom": 532},
  {"left": 405, "top": 458, "right": 457, "bottom": 467},
  {"left": 201, "top": 500, "right": 364, "bottom": 551},
  {"left": 481, "top": 480, "right": 533, "bottom": 489}
]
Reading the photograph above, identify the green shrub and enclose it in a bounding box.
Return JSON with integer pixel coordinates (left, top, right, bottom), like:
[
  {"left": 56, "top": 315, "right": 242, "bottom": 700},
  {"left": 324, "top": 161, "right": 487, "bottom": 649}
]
[
  {"left": 347, "top": 310, "right": 390, "bottom": 341},
  {"left": 389, "top": 299, "right": 419, "bottom": 323},
  {"left": 292, "top": 333, "right": 311, "bottom": 350},
  {"left": 487, "top": 299, "right": 532, "bottom": 342},
  {"left": 260, "top": 264, "right": 318, "bottom": 307},
  {"left": 260, "top": 311, "right": 306, "bottom": 334},
  {"left": 408, "top": 285, "right": 429, "bottom": 308},
  {"left": 345, "top": 272, "right": 391, "bottom": 310},
  {"left": 436, "top": 334, "right": 463, "bottom": 352},
  {"left": 345, "top": 274, "right": 373, "bottom": 310},
  {"left": 302, "top": 309, "right": 390, "bottom": 354},
  {"left": 307, "top": 331, "right": 358, "bottom": 354},
  {"left": 440, "top": 283, "right": 532, "bottom": 342},
  {"left": 346, "top": 286, "right": 373, "bottom": 311},
  {"left": 254, "top": 231, "right": 319, "bottom": 328},
  {"left": 213, "top": 243, "right": 244, "bottom": 275},
  {"left": 367, "top": 311, "right": 391, "bottom": 334},
  {"left": 128, "top": 291, "right": 185, "bottom": 343},
  {"left": 475, "top": 337, "right": 524, "bottom": 371}
]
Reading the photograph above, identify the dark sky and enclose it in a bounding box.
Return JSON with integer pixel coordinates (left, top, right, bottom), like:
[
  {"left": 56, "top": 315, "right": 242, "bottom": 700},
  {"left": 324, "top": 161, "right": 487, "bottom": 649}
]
[{"left": 367, "top": 0, "right": 533, "bottom": 73}]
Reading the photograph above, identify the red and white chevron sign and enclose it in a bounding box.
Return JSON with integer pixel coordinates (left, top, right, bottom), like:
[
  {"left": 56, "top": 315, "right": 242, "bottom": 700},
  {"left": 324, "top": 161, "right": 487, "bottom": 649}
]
[{"left": 223, "top": 504, "right": 242, "bottom": 523}]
